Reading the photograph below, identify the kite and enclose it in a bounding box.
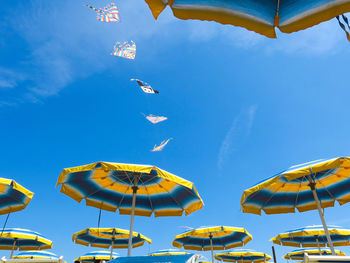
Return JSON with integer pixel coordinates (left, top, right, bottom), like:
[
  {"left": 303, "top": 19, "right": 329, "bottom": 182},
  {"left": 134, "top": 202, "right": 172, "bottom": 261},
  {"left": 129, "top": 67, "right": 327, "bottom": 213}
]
[
  {"left": 143, "top": 114, "right": 167, "bottom": 124},
  {"left": 151, "top": 138, "right": 172, "bottom": 152},
  {"left": 111, "top": 41, "right": 136, "bottom": 60},
  {"left": 130, "top": 79, "right": 159, "bottom": 94},
  {"left": 86, "top": 3, "right": 120, "bottom": 23}
]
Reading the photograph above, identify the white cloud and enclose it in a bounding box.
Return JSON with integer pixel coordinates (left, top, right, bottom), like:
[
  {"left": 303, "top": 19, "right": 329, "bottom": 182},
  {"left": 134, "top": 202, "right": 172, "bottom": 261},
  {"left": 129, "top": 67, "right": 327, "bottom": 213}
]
[
  {"left": 0, "top": 68, "right": 27, "bottom": 89},
  {"left": 217, "top": 105, "right": 258, "bottom": 171}
]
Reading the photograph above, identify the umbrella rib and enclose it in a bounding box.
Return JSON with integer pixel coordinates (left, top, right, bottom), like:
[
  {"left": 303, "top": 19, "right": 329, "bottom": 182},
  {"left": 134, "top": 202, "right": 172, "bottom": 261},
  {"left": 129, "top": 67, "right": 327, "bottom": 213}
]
[
  {"left": 137, "top": 176, "right": 154, "bottom": 214},
  {"left": 293, "top": 177, "right": 303, "bottom": 213},
  {"left": 260, "top": 180, "right": 286, "bottom": 210},
  {"left": 75, "top": 172, "right": 131, "bottom": 202},
  {"left": 156, "top": 182, "right": 184, "bottom": 212},
  {"left": 314, "top": 172, "right": 337, "bottom": 202}
]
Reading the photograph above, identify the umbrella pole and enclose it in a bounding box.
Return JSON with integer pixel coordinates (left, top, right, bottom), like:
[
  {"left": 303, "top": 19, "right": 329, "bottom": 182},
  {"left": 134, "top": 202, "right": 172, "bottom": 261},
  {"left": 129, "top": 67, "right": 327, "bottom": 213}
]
[
  {"left": 272, "top": 246, "right": 277, "bottom": 263},
  {"left": 127, "top": 183, "right": 139, "bottom": 257},
  {"left": 110, "top": 229, "right": 115, "bottom": 260},
  {"left": 10, "top": 239, "right": 16, "bottom": 259},
  {"left": 315, "top": 236, "right": 322, "bottom": 255},
  {"left": 209, "top": 234, "right": 214, "bottom": 263},
  {"left": 307, "top": 174, "right": 335, "bottom": 255}
]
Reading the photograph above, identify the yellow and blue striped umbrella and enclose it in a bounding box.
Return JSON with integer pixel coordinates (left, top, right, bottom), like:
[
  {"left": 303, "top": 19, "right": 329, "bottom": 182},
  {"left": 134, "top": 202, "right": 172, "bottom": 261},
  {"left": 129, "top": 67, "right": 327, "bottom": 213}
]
[
  {"left": 0, "top": 228, "right": 53, "bottom": 251},
  {"left": 148, "top": 249, "right": 190, "bottom": 256},
  {"left": 57, "top": 161, "right": 203, "bottom": 256},
  {"left": 284, "top": 248, "right": 345, "bottom": 260},
  {"left": 144, "top": 0, "right": 350, "bottom": 39},
  {"left": 0, "top": 178, "right": 33, "bottom": 215},
  {"left": 72, "top": 228, "right": 151, "bottom": 249},
  {"left": 74, "top": 251, "right": 119, "bottom": 262},
  {"left": 240, "top": 157, "right": 350, "bottom": 255},
  {"left": 214, "top": 249, "right": 272, "bottom": 262},
  {"left": 271, "top": 225, "right": 350, "bottom": 248},
  {"left": 13, "top": 251, "right": 59, "bottom": 259},
  {"left": 172, "top": 226, "right": 252, "bottom": 263}
]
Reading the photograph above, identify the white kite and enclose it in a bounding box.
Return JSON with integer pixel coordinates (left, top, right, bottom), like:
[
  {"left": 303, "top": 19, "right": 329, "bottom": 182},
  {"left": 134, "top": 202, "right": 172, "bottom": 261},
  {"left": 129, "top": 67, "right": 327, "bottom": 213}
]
[
  {"left": 151, "top": 138, "right": 172, "bottom": 152},
  {"left": 143, "top": 114, "right": 167, "bottom": 124},
  {"left": 131, "top": 79, "right": 159, "bottom": 94}
]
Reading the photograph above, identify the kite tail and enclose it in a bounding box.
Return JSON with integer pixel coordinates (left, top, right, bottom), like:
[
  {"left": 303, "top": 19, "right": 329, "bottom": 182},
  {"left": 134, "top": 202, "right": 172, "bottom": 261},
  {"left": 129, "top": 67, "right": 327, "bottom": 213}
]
[{"left": 336, "top": 15, "right": 350, "bottom": 42}]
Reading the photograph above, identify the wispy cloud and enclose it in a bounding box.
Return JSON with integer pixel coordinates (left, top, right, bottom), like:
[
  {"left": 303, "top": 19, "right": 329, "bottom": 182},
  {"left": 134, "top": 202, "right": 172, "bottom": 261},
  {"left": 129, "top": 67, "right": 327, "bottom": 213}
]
[
  {"left": 0, "top": 68, "right": 27, "bottom": 89},
  {"left": 217, "top": 105, "right": 258, "bottom": 171}
]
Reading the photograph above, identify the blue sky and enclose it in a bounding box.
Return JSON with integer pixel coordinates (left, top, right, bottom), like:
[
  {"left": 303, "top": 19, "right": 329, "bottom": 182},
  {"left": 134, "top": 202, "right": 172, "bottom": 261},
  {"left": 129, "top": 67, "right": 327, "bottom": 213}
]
[{"left": 1, "top": 0, "right": 350, "bottom": 262}]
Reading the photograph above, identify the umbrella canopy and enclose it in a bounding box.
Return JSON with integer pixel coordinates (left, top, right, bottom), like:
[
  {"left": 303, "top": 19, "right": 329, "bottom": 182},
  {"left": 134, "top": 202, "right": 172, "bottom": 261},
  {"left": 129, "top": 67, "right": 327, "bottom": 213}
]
[
  {"left": 214, "top": 249, "right": 272, "bottom": 262},
  {"left": 240, "top": 157, "right": 350, "bottom": 255},
  {"left": 72, "top": 228, "right": 152, "bottom": 249},
  {"left": 284, "top": 248, "right": 345, "bottom": 260},
  {"left": 12, "top": 251, "right": 59, "bottom": 259},
  {"left": 172, "top": 226, "right": 252, "bottom": 263},
  {"left": 74, "top": 251, "right": 119, "bottom": 262},
  {"left": 0, "top": 178, "right": 34, "bottom": 215},
  {"left": 144, "top": 0, "right": 350, "bottom": 39},
  {"left": 57, "top": 161, "right": 203, "bottom": 256},
  {"left": 271, "top": 225, "right": 350, "bottom": 248},
  {"left": 0, "top": 228, "right": 53, "bottom": 251},
  {"left": 148, "top": 249, "right": 190, "bottom": 256}
]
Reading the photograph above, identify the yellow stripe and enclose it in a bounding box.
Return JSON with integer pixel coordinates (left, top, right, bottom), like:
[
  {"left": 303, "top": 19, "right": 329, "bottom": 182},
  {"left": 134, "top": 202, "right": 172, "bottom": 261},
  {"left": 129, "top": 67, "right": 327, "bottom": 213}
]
[
  {"left": 172, "top": 8, "right": 276, "bottom": 38},
  {"left": 279, "top": 3, "right": 350, "bottom": 34}
]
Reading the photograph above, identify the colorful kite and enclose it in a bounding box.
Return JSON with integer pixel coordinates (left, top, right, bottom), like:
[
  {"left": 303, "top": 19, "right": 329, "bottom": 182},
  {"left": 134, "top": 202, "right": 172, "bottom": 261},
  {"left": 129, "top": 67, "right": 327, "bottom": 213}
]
[
  {"left": 131, "top": 79, "right": 159, "bottom": 94},
  {"left": 111, "top": 41, "right": 136, "bottom": 59},
  {"left": 143, "top": 114, "right": 167, "bottom": 124},
  {"left": 86, "top": 3, "right": 120, "bottom": 23},
  {"left": 151, "top": 139, "right": 172, "bottom": 152}
]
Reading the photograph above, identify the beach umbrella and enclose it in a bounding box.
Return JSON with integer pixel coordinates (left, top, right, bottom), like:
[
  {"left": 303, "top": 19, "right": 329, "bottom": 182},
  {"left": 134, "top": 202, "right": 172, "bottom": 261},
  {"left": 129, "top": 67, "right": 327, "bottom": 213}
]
[
  {"left": 144, "top": 0, "right": 350, "bottom": 39},
  {"left": 12, "top": 251, "right": 59, "bottom": 259},
  {"left": 74, "top": 251, "right": 119, "bottom": 263},
  {"left": 57, "top": 161, "right": 203, "bottom": 257},
  {"left": 0, "top": 178, "right": 33, "bottom": 216},
  {"left": 172, "top": 226, "right": 252, "bottom": 263},
  {"left": 214, "top": 249, "right": 272, "bottom": 262},
  {"left": 148, "top": 249, "right": 190, "bottom": 256},
  {"left": 0, "top": 228, "right": 53, "bottom": 258},
  {"left": 240, "top": 157, "right": 350, "bottom": 255},
  {"left": 271, "top": 225, "right": 350, "bottom": 254},
  {"left": 284, "top": 248, "right": 345, "bottom": 260},
  {"left": 72, "top": 228, "right": 151, "bottom": 259}
]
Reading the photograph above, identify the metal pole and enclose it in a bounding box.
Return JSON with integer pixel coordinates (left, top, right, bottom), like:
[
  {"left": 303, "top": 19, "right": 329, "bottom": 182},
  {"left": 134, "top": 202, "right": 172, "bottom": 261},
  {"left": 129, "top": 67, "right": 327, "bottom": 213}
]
[
  {"left": 307, "top": 173, "right": 335, "bottom": 255},
  {"left": 315, "top": 236, "right": 322, "bottom": 255},
  {"left": 209, "top": 234, "right": 214, "bottom": 263},
  {"left": 110, "top": 229, "right": 115, "bottom": 260},
  {"left": 127, "top": 178, "right": 139, "bottom": 257},
  {"left": 272, "top": 246, "right": 277, "bottom": 263},
  {"left": 10, "top": 239, "right": 16, "bottom": 259}
]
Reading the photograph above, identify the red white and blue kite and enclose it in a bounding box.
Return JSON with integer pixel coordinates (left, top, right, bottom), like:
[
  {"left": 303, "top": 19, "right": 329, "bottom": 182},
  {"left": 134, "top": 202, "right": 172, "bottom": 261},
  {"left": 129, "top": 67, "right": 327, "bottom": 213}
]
[
  {"left": 111, "top": 41, "right": 136, "bottom": 60},
  {"left": 86, "top": 3, "right": 120, "bottom": 23}
]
